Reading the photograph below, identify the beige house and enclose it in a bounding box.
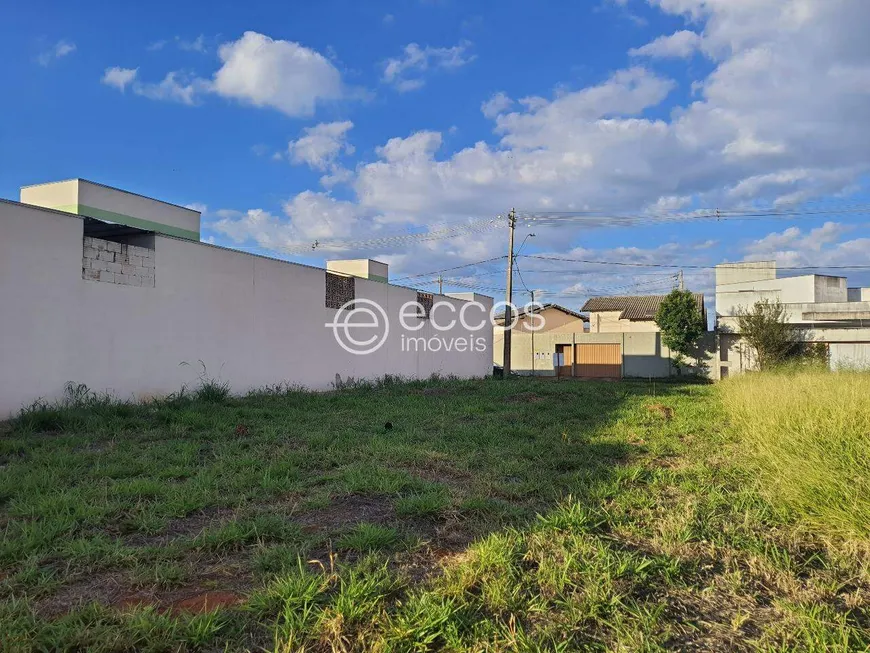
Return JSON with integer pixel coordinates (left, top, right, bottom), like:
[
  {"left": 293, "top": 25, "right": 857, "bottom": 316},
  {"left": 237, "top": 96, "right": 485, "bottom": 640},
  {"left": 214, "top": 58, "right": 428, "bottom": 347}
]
[
  {"left": 493, "top": 300, "right": 715, "bottom": 379},
  {"left": 582, "top": 294, "right": 707, "bottom": 333},
  {"left": 494, "top": 303, "right": 589, "bottom": 334}
]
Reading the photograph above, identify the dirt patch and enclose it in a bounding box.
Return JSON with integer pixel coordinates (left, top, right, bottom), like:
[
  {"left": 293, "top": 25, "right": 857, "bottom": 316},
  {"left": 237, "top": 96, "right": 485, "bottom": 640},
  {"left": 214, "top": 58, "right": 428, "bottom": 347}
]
[
  {"left": 297, "top": 494, "right": 394, "bottom": 534},
  {"left": 37, "top": 570, "right": 128, "bottom": 618},
  {"left": 124, "top": 506, "right": 236, "bottom": 547},
  {"left": 40, "top": 552, "right": 254, "bottom": 618},
  {"left": 647, "top": 403, "right": 675, "bottom": 420},
  {"left": 169, "top": 590, "right": 243, "bottom": 614},
  {"left": 505, "top": 392, "right": 546, "bottom": 403},
  {"left": 403, "top": 461, "right": 474, "bottom": 488}
]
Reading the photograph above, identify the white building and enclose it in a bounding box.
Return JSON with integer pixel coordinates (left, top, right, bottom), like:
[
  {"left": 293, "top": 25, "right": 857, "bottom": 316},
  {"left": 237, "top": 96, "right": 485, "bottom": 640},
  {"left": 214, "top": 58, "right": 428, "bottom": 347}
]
[
  {"left": 715, "top": 261, "right": 870, "bottom": 375},
  {"left": 0, "top": 179, "right": 493, "bottom": 417}
]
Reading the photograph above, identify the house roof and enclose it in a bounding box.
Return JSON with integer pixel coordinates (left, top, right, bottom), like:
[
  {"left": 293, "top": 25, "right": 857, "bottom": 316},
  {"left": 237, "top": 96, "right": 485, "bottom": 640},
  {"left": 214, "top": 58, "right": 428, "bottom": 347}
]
[
  {"left": 581, "top": 293, "right": 705, "bottom": 321},
  {"left": 495, "top": 303, "right": 589, "bottom": 323}
]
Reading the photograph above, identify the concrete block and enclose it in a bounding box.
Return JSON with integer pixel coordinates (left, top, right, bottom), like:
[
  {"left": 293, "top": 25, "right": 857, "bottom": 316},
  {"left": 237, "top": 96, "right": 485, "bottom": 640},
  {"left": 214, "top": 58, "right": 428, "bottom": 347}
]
[
  {"left": 83, "top": 247, "right": 98, "bottom": 260},
  {"left": 82, "top": 258, "right": 91, "bottom": 270},
  {"left": 107, "top": 262, "right": 122, "bottom": 274},
  {"left": 129, "top": 254, "right": 142, "bottom": 267},
  {"left": 98, "top": 270, "right": 114, "bottom": 283},
  {"left": 106, "top": 241, "right": 121, "bottom": 253},
  {"left": 121, "top": 264, "right": 135, "bottom": 275},
  {"left": 98, "top": 250, "right": 115, "bottom": 263},
  {"left": 143, "top": 274, "right": 155, "bottom": 287},
  {"left": 134, "top": 266, "right": 148, "bottom": 277},
  {"left": 116, "top": 274, "right": 130, "bottom": 285},
  {"left": 83, "top": 236, "right": 94, "bottom": 247},
  {"left": 83, "top": 268, "right": 100, "bottom": 281},
  {"left": 143, "top": 256, "right": 155, "bottom": 269}
]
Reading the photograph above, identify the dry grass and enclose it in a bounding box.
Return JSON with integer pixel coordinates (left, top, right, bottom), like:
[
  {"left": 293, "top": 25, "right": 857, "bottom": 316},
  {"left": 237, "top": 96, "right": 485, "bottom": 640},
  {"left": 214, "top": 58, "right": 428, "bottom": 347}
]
[{"left": 721, "top": 368, "right": 870, "bottom": 541}]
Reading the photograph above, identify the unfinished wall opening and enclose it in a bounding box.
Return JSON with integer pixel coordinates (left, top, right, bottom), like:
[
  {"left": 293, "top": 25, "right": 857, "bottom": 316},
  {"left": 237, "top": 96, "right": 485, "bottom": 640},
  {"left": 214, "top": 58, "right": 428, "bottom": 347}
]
[
  {"left": 82, "top": 218, "right": 155, "bottom": 288},
  {"left": 325, "top": 272, "right": 355, "bottom": 309},
  {"left": 416, "top": 292, "right": 434, "bottom": 319}
]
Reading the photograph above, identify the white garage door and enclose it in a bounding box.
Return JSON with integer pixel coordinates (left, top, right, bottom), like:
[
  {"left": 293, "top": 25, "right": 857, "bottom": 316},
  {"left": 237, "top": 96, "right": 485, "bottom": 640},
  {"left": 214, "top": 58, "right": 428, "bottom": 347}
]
[{"left": 829, "top": 343, "right": 870, "bottom": 371}]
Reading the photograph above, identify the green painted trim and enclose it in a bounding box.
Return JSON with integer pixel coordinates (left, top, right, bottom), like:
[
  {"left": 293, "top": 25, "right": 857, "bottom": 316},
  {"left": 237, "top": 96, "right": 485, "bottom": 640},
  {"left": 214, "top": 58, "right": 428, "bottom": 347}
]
[
  {"left": 368, "top": 274, "right": 389, "bottom": 283},
  {"left": 52, "top": 204, "right": 200, "bottom": 240}
]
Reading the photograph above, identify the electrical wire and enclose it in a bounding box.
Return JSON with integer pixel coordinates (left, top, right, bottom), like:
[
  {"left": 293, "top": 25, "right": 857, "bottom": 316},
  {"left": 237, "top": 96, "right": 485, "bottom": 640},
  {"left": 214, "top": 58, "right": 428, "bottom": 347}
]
[
  {"left": 524, "top": 255, "right": 870, "bottom": 271},
  {"left": 391, "top": 255, "right": 507, "bottom": 281}
]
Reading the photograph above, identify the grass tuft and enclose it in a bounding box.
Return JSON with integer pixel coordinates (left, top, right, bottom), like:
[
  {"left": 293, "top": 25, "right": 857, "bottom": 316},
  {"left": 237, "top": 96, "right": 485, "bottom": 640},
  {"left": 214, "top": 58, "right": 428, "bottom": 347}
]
[{"left": 336, "top": 523, "right": 401, "bottom": 552}]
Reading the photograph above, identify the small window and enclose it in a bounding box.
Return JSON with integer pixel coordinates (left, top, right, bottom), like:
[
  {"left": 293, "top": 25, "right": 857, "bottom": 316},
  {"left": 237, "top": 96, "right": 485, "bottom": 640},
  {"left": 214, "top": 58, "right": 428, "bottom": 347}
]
[
  {"left": 416, "top": 292, "right": 434, "bottom": 319},
  {"left": 326, "top": 272, "right": 355, "bottom": 309}
]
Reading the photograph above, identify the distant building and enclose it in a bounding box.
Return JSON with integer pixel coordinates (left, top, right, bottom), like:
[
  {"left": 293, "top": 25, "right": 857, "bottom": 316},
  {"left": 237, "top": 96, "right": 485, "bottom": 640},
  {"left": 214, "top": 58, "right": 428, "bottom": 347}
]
[
  {"left": 493, "top": 297, "right": 715, "bottom": 379},
  {"left": 494, "top": 303, "right": 589, "bottom": 334},
  {"left": 582, "top": 293, "right": 707, "bottom": 334},
  {"left": 715, "top": 261, "right": 870, "bottom": 375}
]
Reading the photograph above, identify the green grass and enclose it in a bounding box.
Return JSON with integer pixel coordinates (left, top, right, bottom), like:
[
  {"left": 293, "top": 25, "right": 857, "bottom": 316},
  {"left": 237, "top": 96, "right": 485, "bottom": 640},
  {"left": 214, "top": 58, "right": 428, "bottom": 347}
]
[
  {"left": 721, "top": 368, "right": 870, "bottom": 541},
  {"left": 0, "top": 373, "right": 868, "bottom": 651}
]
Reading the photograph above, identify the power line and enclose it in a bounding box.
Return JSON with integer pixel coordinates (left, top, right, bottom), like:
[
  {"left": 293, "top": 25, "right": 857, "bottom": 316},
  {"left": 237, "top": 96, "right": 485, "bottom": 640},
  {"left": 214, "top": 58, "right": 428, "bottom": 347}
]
[
  {"left": 524, "top": 255, "right": 870, "bottom": 271},
  {"left": 516, "top": 204, "right": 870, "bottom": 230},
  {"left": 391, "top": 255, "right": 507, "bottom": 281}
]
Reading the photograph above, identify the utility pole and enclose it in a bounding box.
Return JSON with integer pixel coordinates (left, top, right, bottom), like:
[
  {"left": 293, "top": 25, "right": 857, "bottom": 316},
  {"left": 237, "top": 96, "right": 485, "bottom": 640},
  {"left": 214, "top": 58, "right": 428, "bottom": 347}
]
[
  {"left": 438, "top": 274, "right": 443, "bottom": 295},
  {"left": 678, "top": 269, "right": 685, "bottom": 291},
  {"left": 503, "top": 209, "right": 517, "bottom": 377},
  {"left": 530, "top": 289, "right": 535, "bottom": 378}
]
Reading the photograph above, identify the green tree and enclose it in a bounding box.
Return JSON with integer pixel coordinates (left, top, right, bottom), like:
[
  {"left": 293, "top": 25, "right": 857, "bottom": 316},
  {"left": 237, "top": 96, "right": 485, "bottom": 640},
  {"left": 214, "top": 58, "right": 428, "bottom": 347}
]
[
  {"left": 735, "top": 299, "right": 799, "bottom": 370},
  {"left": 655, "top": 289, "right": 706, "bottom": 372}
]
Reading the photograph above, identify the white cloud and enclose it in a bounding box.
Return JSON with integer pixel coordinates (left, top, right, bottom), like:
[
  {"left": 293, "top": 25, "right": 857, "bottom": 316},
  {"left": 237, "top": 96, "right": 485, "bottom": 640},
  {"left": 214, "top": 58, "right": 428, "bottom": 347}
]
[
  {"left": 146, "top": 40, "right": 167, "bottom": 52},
  {"left": 287, "top": 121, "right": 355, "bottom": 170},
  {"left": 177, "top": 35, "right": 206, "bottom": 53},
  {"left": 211, "top": 31, "right": 344, "bottom": 116},
  {"left": 184, "top": 203, "right": 207, "bottom": 214},
  {"left": 382, "top": 41, "right": 475, "bottom": 91},
  {"left": 383, "top": 13, "right": 395, "bottom": 25},
  {"left": 105, "top": 31, "right": 346, "bottom": 117},
  {"left": 101, "top": 67, "right": 138, "bottom": 92},
  {"left": 133, "top": 71, "right": 204, "bottom": 105},
  {"left": 629, "top": 30, "right": 701, "bottom": 58},
  {"left": 213, "top": 191, "right": 366, "bottom": 250},
  {"left": 212, "top": 3, "right": 870, "bottom": 285},
  {"left": 481, "top": 92, "right": 514, "bottom": 119},
  {"left": 743, "top": 222, "right": 869, "bottom": 269},
  {"left": 37, "top": 40, "right": 76, "bottom": 66}
]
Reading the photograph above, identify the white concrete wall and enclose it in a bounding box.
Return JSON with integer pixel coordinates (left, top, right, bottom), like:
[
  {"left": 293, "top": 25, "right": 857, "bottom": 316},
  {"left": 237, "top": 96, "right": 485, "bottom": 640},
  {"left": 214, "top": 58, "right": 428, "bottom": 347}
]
[
  {"left": 715, "top": 261, "right": 776, "bottom": 286},
  {"left": 21, "top": 179, "right": 200, "bottom": 239},
  {"left": 814, "top": 275, "right": 848, "bottom": 303},
  {"left": 830, "top": 343, "right": 870, "bottom": 370},
  {"left": 0, "top": 201, "right": 492, "bottom": 416},
  {"left": 78, "top": 180, "right": 200, "bottom": 236},
  {"left": 847, "top": 288, "right": 870, "bottom": 302}
]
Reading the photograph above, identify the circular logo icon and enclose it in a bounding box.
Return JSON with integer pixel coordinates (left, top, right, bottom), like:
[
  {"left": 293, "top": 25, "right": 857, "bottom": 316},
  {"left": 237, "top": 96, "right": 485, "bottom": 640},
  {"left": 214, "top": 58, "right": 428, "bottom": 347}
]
[{"left": 325, "top": 298, "right": 390, "bottom": 355}]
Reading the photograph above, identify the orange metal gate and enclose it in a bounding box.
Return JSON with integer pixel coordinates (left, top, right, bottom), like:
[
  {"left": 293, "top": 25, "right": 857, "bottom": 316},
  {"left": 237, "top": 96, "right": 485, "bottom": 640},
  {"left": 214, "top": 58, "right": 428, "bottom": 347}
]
[
  {"left": 555, "top": 344, "right": 574, "bottom": 377},
  {"left": 574, "top": 344, "right": 622, "bottom": 379}
]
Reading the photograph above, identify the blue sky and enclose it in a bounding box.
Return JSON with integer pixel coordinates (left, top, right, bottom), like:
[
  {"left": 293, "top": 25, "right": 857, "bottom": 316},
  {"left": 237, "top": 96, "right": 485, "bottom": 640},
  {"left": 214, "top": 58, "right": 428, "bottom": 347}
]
[{"left": 3, "top": 0, "right": 870, "bottom": 306}]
